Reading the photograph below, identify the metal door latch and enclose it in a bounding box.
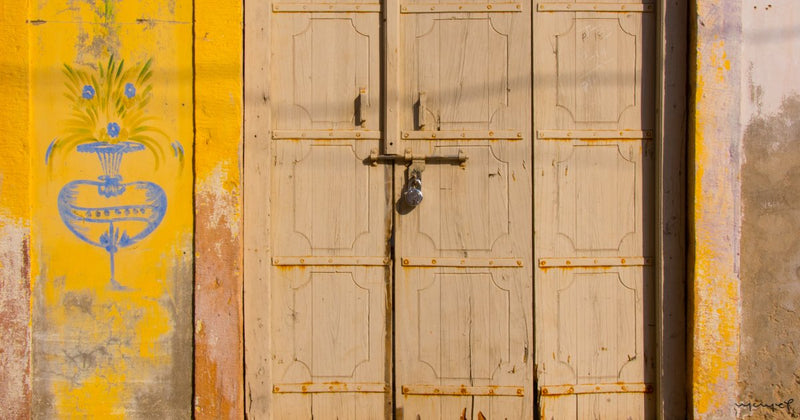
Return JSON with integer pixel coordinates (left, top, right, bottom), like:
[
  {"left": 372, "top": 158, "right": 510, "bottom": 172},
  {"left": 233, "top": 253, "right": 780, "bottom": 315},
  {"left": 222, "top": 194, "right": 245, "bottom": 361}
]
[
  {"left": 368, "top": 148, "right": 467, "bottom": 208},
  {"left": 367, "top": 148, "right": 468, "bottom": 167}
]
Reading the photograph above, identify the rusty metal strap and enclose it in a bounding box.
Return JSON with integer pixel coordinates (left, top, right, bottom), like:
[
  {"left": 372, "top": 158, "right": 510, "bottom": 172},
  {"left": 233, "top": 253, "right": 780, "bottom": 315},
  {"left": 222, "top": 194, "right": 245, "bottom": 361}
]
[
  {"left": 272, "top": 3, "right": 382, "bottom": 12},
  {"left": 274, "top": 383, "right": 387, "bottom": 393},
  {"left": 540, "top": 383, "right": 653, "bottom": 396},
  {"left": 537, "top": 3, "right": 654, "bottom": 12},
  {"left": 538, "top": 257, "right": 653, "bottom": 268},
  {"left": 271, "top": 130, "right": 382, "bottom": 140},
  {"left": 402, "top": 384, "right": 524, "bottom": 397},
  {"left": 401, "top": 130, "right": 523, "bottom": 140},
  {"left": 402, "top": 257, "right": 524, "bottom": 268},
  {"left": 272, "top": 256, "right": 390, "bottom": 266},
  {"left": 537, "top": 129, "right": 654, "bottom": 139},
  {"left": 401, "top": 3, "right": 523, "bottom": 13}
]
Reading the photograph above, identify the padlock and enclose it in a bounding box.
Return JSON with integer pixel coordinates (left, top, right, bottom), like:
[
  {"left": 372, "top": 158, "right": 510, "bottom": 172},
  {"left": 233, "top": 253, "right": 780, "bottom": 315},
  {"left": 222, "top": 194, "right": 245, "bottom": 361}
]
[{"left": 404, "top": 176, "right": 423, "bottom": 207}]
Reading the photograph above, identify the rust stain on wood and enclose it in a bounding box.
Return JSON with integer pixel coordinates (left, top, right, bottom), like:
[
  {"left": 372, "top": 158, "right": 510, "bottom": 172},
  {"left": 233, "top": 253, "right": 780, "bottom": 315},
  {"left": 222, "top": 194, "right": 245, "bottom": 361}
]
[
  {"left": 0, "top": 225, "right": 31, "bottom": 419},
  {"left": 194, "top": 186, "right": 243, "bottom": 419}
]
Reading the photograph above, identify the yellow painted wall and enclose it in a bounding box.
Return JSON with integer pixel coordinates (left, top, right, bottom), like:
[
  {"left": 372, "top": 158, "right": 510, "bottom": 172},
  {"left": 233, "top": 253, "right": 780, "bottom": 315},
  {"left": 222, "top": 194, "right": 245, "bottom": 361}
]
[
  {"left": 193, "top": 0, "right": 245, "bottom": 416},
  {"left": 0, "top": 2, "right": 32, "bottom": 417},
  {"left": 29, "top": 1, "right": 193, "bottom": 416},
  {"left": 690, "top": 0, "right": 742, "bottom": 418}
]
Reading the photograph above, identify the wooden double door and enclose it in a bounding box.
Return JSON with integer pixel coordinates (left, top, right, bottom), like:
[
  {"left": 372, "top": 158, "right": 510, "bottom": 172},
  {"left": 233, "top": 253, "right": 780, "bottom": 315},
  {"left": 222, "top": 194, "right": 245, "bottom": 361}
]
[{"left": 245, "top": 0, "right": 654, "bottom": 418}]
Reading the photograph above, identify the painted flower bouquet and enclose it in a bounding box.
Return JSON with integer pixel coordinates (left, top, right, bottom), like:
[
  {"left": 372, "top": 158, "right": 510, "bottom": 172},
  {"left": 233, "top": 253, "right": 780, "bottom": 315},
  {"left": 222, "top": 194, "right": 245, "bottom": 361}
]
[
  {"left": 47, "top": 55, "right": 177, "bottom": 168},
  {"left": 49, "top": 56, "right": 178, "bottom": 290}
]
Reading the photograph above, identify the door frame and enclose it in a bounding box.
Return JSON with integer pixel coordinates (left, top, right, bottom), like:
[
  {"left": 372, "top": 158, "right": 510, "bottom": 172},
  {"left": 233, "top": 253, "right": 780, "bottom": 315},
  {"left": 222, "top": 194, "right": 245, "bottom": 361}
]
[{"left": 241, "top": 0, "right": 688, "bottom": 417}]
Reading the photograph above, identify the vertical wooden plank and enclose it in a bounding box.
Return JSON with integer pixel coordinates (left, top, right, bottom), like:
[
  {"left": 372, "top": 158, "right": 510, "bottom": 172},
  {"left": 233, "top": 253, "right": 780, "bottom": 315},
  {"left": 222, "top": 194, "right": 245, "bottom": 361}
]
[
  {"left": 656, "top": 0, "right": 688, "bottom": 416},
  {"left": 384, "top": 0, "right": 400, "bottom": 154},
  {"left": 396, "top": 5, "right": 533, "bottom": 418},
  {"left": 257, "top": 3, "right": 388, "bottom": 416},
  {"left": 195, "top": 0, "right": 244, "bottom": 417},
  {"left": 244, "top": 0, "right": 272, "bottom": 416},
  {"left": 534, "top": 1, "right": 656, "bottom": 417}
]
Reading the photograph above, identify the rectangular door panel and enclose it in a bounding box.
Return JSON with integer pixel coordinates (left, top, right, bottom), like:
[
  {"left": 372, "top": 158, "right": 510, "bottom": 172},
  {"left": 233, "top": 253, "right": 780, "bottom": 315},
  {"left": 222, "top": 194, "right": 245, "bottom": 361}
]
[
  {"left": 270, "top": 266, "right": 389, "bottom": 419},
  {"left": 271, "top": 10, "right": 380, "bottom": 135}
]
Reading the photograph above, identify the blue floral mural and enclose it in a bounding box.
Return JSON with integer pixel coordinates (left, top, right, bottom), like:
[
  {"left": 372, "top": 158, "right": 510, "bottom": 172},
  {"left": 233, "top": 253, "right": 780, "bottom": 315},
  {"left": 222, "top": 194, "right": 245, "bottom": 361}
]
[{"left": 46, "top": 56, "right": 182, "bottom": 290}]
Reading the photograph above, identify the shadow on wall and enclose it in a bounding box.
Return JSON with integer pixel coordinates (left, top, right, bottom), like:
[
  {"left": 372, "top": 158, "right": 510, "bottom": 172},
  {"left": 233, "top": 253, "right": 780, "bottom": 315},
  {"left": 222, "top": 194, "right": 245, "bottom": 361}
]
[{"left": 740, "top": 93, "right": 800, "bottom": 418}]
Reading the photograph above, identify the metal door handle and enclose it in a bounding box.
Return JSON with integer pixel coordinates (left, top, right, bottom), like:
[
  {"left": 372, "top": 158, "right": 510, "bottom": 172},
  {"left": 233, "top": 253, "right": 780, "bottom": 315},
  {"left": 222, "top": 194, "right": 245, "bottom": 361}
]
[
  {"left": 417, "top": 91, "right": 427, "bottom": 129},
  {"left": 356, "top": 87, "right": 366, "bottom": 127}
]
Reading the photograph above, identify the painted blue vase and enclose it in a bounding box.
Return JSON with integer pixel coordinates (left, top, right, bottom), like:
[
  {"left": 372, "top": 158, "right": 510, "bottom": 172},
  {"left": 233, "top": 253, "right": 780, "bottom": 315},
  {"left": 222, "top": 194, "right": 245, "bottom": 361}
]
[{"left": 58, "top": 141, "right": 167, "bottom": 290}]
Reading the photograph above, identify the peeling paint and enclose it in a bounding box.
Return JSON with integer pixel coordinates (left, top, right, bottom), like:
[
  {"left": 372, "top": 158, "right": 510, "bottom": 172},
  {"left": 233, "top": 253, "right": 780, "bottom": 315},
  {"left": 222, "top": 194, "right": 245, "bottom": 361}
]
[
  {"left": 0, "top": 3, "right": 32, "bottom": 418},
  {"left": 193, "top": 0, "right": 244, "bottom": 417},
  {"left": 0, "top": 217, "right": 32, "bottom": 420},
  {"left": 691, "top": 0, "right": 742, "bottom": 416}
]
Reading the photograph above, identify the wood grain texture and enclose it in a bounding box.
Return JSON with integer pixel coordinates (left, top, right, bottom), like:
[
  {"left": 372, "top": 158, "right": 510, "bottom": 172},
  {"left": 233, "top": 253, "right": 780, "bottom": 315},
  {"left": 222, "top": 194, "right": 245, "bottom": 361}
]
[
  {"left": 534, "top": 0, "right": 656, "bottom": 417},
  {"left": 396, "top": 4, "right": 533, "bottom": 418}
]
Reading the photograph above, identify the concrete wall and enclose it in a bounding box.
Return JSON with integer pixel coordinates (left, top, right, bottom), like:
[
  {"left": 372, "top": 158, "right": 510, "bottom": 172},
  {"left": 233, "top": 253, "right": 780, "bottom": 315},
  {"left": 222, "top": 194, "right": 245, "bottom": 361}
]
[
  {"left": 692, "top": 0, "right": 800, "bottom": 418},
  {"left": 738, "top": 0, "right": 800, "bottom": 418}
]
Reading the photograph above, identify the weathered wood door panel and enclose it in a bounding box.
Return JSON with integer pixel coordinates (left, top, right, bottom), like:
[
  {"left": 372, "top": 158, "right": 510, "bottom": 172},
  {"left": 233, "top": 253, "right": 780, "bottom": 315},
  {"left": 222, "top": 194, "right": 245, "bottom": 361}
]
[
  {"left": 268, "top": 5, "right": 391, "bottom": 418},
  {"left": 395, "top": 4, "right": 533, "bottom": 417},
  {"left": 246, "top": 0, "right": 655, "bottom": 417},
  {"left": 533, "top": 1, "right": 656, "bottom": 418}
]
